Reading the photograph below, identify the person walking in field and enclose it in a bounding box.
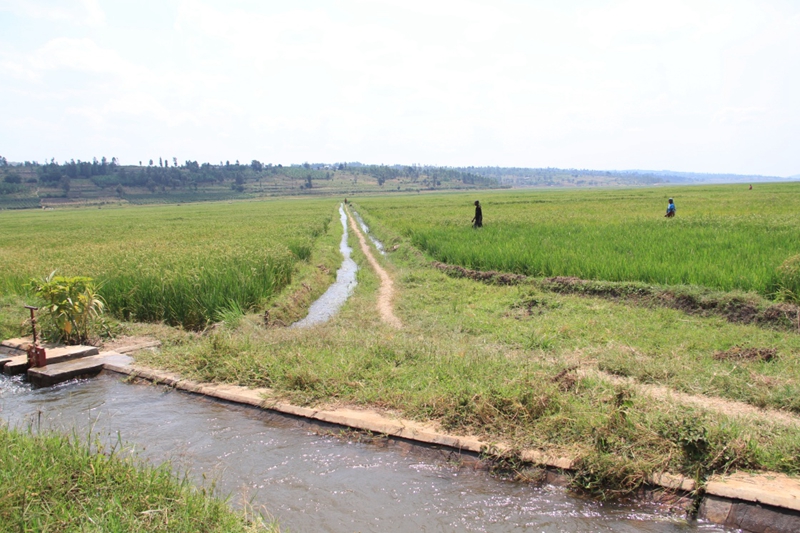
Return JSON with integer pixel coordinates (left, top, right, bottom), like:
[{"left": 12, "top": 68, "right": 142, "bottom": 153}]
[
  {"left": 665, "top": 198, "right": 676, "bottom": 218},
  {"left": 472, "top": 200, "right": 483, "bottom": 228}
]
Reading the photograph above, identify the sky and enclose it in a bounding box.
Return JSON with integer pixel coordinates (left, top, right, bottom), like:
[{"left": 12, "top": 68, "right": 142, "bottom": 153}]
[{"left": 1, "top": 0, "right": 799, "bottom": 176}]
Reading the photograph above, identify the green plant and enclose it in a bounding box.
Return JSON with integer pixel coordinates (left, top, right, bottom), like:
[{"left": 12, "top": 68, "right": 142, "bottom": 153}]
[
  {"left": 215, "top": 299, "right": 246, "bottom": 330},
  {"left": 29, "top": 272, "right": 105, "bottom": 344},
  {"left": 0, "top": 426, "right": 276, "bottom": 532},
  {"left": 0, "top": 199, "right": 335, "bottom": 330},
  {"left": 357, "top": 182, "right": 800, "bottom": 295},
  {"left": 775, "top": 254, "right": 800, "bottom": 303}
]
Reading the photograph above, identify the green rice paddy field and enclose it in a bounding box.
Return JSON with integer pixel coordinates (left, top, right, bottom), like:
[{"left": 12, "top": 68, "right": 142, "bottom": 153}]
[
  {"left": 357, "top": 182, "right": 800, "bottom": 295},
  {"left": 0, "top": 199, "right": 337, "bottom": 330},
  {"left": 4, "top": 184, "right": 800, "bottom": 497}
]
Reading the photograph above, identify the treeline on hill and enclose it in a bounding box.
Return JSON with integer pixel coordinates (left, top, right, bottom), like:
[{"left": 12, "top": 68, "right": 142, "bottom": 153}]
[
  {"left": 0, "top": 156, "right": 502, "bottom": 208},
  {"left": 340, "top": 162, "right": 497, "bottom": 188},
  {"left": 35, "top": 157, "right": 296, "bottom": 194},
  {"left": 459, "top": 166, "right": 668, "bottom": 187}
]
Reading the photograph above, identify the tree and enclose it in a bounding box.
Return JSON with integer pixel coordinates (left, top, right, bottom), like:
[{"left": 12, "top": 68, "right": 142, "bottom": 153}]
[
  {"left": 3, "top": 173, "right": 21, "bottom": 184},
  {"left": 0, "top": 156, "right": 7, "bottom": 166},
  {"left": 251, "top": 159, "right": 263, "bottom": 171},
  {"left": 305, "top": 175, "right": 313, "bottom": 189}
]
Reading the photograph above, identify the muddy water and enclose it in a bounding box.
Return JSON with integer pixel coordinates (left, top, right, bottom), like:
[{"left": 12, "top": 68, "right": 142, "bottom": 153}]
[
  {"left": 0, "top": 374, "right": 729, "bottom": 532},
  {"left": 292, "top": 204, "right": 358, "bottom": 328},
  {"left": 352, "top": 209, "right": 386, "bottom": 255}
]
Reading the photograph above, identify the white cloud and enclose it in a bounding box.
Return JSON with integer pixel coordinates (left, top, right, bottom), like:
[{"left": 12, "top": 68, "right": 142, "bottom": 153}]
[
  {"left": 34, "top": 37, "right": 142, "bottom": 75},
  {"left": 0, "top": 0, "right": 799, "bottom": 174},
  {"left": 0, "top": 0, "right": 105, "bottom": 26}
]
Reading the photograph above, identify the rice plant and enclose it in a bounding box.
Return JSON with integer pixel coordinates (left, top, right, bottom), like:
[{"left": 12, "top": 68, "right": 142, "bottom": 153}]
[
  {"left": 0, "top": 198, "right": 337, "bottom": 329},
  {"left": 358, "top": 182, "right": 800, "bottom": 296}
]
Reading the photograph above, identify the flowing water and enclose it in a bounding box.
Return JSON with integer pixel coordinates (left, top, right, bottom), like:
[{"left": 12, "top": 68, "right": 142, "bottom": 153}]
[
  {"left": 352, "top": 209, "right": 386, "bottom": 255},
  {"left": 0, "top": 373, "right": 729, "bottom": 533},
  {"left": 292, "top": 204, "right": 358, "bottom": 328}
]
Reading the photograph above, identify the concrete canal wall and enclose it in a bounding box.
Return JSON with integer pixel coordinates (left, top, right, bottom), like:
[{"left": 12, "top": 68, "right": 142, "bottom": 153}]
[
  {"left": 102, "top": 360, "right": 800, "bottom": 533},
  {"left": 3, "top": 334, "right": 798, "bottom": 533}
]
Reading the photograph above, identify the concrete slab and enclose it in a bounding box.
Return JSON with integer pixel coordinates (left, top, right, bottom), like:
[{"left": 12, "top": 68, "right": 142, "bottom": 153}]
[
  {"left": 28, "top": 357, "right": 104, "bottom": 387},
  {"left": 114, "top": 340, "right": 161, "bottom": 353},
  {"left": 2, "top": 345, "right": 99, "bottom": 375},
  {"left": 649, "top": 472, "right": 697, "bottom": 492},
  {"left": 3, "top": 355, "right": 30, "bottom": 375},
  {"left": 98, "top": 352, "right": 134, "bottom": 368},
  {"left": 706, "top": 471, "right": 800, "bottom": 512},
  {"left": 1, "top": 337, "right": 31, "bottom": 350},
  {"left": 27, "top": 351, "right": 132, "bottom": 387},
  {"left": 0, "top": 338, "right": 58, "bottom": 353}
]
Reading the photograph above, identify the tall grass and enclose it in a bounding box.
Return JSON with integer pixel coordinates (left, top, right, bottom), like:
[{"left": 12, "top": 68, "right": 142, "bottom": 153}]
[
  {"left": 0, "top": 199, "right": 336, "bottom": 329},
  {"left": 0, "top": 426, "right": 272, "bottom": 532},
  {"left": 357, "top": 183, "right": 800, "bottom": 295}
]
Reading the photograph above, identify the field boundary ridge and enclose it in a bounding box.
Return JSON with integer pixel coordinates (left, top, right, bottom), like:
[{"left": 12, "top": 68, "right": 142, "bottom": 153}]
[{"left": 432, "top": 262, "right": 800, "bottom": 331}]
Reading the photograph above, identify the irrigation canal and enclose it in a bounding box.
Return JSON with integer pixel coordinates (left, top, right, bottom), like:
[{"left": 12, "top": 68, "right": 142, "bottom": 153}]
[
  {"left": 291, "top": 204, "right": 358, "bottom": 328},
  {"left": 0, "top": 372, "right": 730, "bottom": 532}
]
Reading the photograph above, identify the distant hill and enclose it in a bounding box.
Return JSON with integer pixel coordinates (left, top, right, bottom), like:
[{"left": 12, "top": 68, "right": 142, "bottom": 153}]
[
  {"left": 0, "top": 159, "right": 501, "bottom": 210},
  {"left": 458, "top": 166, "right": 798, "bottom": 187},
  {"left": 1, "top": 157, "right": 797, "bottom": 210},
  {"left": 619, "top": 170, "right": 797, "bottom": 184}
]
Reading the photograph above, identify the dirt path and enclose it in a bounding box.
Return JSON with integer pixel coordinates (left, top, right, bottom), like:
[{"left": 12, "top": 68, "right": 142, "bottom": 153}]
[
  {"left": 346, "top": 207, "right": 402, "bottom": 328},
  {"left": 585, "top": 368, "right": 800, "bottom": 428}
]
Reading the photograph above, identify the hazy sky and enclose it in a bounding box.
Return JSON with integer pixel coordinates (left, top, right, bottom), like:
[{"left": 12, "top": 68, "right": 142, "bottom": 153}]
[{"left": 1, "top": 0, "right": 798, "bottom": 175}]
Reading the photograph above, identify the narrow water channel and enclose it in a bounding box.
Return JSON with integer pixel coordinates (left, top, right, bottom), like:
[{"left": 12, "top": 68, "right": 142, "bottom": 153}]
[
  {"left": 351, "top": 208, "right": 386, "bottom": 255},
  {"left": 292, "top": 204, "right": 358, "bottom": 328},
  {"left": 0, "top": 373, "right": 729, "bottom": 533}
]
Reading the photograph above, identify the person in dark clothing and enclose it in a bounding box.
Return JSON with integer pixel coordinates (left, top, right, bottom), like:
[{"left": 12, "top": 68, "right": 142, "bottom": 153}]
[
  {"left": 665, "top": 198, "right": 676, "bottom": 218},
  {"left": 472, "top": 200, "right": 483, "bottom": 228}
]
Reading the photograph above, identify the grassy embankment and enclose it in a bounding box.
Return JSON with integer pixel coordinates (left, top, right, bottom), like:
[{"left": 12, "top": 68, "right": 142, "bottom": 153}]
[
  {"left": 0, "top": 426, "right": 275, "bottom": 532},
  {"left": 2, "top": 187, "right": 800, "bottom": 498}
]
